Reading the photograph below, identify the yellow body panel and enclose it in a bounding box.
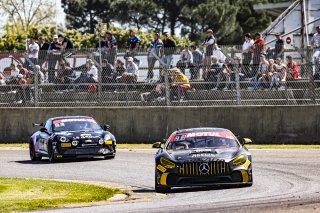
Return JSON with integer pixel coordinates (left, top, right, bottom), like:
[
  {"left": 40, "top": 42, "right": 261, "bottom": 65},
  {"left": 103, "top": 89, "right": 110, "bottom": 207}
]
[
  {"left": 240, "top": 170, "right": 249, "bottom": 182},
  {"left": 243, "top": 160, "right": 251, "bottom": 169},
  {"left": 157, "top": 164, "right": 167, "bottom": 173},
  {"left": 160, "top": 173, "right": 169, "bottom": 185}
]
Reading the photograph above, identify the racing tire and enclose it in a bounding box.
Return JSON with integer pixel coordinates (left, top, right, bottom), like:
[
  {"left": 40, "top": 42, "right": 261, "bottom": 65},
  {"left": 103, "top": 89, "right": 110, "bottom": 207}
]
[
  {"left": 103, "top": 155, "right": 115, "bottom": 160},
  {"left": 29, "top": 141, "right": 42, "bottom": 161},
  {"left": 48, "top": 142, "right": 57, "bottom": 163},
  {"left": 155, "top": 174, "right": 171, "bottom": 193}
]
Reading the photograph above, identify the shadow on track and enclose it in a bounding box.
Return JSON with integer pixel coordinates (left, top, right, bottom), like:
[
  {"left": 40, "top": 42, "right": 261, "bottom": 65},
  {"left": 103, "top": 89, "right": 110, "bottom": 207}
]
[{"left": 12, "top": 157, "right": 110, "bottom": 164}]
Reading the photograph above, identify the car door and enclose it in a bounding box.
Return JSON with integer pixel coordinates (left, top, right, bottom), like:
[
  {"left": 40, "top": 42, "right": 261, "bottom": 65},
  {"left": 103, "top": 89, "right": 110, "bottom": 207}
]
[{"left": 38, "top": 120, "right": 52, "bottom": 154}]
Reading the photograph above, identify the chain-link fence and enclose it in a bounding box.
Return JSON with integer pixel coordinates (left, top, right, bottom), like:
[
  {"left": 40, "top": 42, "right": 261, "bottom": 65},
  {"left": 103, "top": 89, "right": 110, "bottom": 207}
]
[{"left": 0, "top": 46, "right": 319, "bottom": 107}]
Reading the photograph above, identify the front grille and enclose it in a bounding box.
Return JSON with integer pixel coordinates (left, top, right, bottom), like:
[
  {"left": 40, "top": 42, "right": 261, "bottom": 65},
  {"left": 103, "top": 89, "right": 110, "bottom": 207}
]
[{"left": 179, "top": 160, "right": 231, "bottom": 176}]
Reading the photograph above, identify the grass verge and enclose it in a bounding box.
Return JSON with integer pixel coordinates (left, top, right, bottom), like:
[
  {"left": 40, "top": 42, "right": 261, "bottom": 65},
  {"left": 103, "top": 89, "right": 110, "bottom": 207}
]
[
  {"left": 0, "top": 143, "right": 320, "bottom": 149},
  {"left": 0, "top": 177, "right": 122, "bottom": 213}
]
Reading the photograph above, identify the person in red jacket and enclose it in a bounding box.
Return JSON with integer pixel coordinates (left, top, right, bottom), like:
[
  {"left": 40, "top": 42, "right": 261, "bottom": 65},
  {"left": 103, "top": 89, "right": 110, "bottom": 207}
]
[{"left": 286, "top": 55, "right": 299, "bottom": 80}]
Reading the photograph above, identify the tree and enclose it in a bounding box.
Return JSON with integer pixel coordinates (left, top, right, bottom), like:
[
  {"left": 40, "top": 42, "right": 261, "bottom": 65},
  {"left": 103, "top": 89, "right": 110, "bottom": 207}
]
[
  {"left": 0, "top": 0, "right": 55, "bottom": 32},
  {"left": 61, "top": 0, "right": 115, "bottom": 33}
]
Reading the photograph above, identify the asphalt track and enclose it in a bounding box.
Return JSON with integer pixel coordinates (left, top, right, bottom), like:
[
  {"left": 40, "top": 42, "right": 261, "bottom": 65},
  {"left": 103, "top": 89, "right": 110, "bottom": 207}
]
[{"left": 1, "top": 148, "right": 320, "bottom": 213}]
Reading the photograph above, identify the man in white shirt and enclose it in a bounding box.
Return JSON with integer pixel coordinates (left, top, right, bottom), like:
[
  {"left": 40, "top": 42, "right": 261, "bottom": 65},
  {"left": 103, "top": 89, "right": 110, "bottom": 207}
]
[
  {"left": 27, "top": 37, "right": 39, "bottom": 66},
  {"left": 86, "top": 59, "right": 98, "bottom": 82},
  {"left": 242, "top": 33, "right": 254, "bottom": 76},
  {"left": 311, "top": 25, "right": 320, "bottom": 76}
]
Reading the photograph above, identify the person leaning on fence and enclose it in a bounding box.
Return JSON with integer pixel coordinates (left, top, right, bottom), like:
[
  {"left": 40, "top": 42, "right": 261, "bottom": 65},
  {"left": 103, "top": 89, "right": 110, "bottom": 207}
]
[
  {"left": 117, "top": 57, "right": 138, "bottom": 84},
  {"left": 25, "top": 37, "right": 40, "bottom": 67},
  {"left": 274, "top": 33, "right": 285, "bottom": 60},
  {"left": 146, "top": 33, "right": 163, "bottom": 81},
  {"left": 14, "top": 74, "right": 27, "bottom": 104},
  {"left": 162, "top": 32, "right": 176, "bottom": 70},
  {"left": 176, "top": 46, "right": 193, "bottom": 75},
  {"left": 311, "top": 25, "right": 320, "bottom": 78},
  {"left": 101, "top": 59, "right": 115, "bottom": 83},
  {"left": 251, "top": 33, "right": 266, "bottom": 77},
  {"left": 17, "top": 64, "right": 29, "bottom": 77},
  {"left": 105, "top": 31, "right": 117, "bottom": 66},
  {"left": 47, "top": 35, "right": 62, "bottom": 83},
  {"left": 169, "top": 67, "right": 190, "bottom": 100},
  {"left": 242, "top": 33, "right": 254, "bottom": 76},
  {"left": 286, "top": 55, "right": 299, "bottom": 81},
  {"left": 202, "top": 29, "right": 217, "bottom": 80},
  {"left": 56, "top": 34, "right": 74, "bottom": 64},
  {"left": 190, "top": 46, "right": 203, "bottom": 80},
  {"left": 38, "top": 36, "right": 50, "bottom": 68},
  {"left": 74, "top": 59, "right": 97, "bottom": 84}
]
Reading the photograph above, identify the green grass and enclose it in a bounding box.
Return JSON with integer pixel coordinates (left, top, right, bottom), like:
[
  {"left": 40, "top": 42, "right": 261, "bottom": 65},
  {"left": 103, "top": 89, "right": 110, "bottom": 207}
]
[
  {"left": 1, "top": 143, "right": 320, "bottom": 149},
  {"left": 0, "top": 178, "right": 122, "bottom": 213}
]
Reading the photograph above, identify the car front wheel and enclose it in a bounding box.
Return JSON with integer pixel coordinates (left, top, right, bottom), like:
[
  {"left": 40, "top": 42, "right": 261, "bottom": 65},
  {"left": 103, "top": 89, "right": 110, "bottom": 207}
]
[{"left": 48, "top": 142, "right": 56, "bottom": 163}]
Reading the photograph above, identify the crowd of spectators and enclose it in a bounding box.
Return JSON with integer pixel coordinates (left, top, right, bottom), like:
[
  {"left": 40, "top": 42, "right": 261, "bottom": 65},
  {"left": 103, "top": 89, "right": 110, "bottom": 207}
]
[{"left": 1, "top": 25, "right": 320, "bottom": 103}]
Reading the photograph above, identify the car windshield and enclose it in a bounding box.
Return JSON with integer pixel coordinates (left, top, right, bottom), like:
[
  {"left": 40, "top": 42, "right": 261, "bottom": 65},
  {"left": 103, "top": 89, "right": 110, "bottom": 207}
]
[
  {"left": 166, "top": 132, "right": 239, "bottom": 150},
  {"left": 52, "top": 118, "right": 102, "bottom": 132}
]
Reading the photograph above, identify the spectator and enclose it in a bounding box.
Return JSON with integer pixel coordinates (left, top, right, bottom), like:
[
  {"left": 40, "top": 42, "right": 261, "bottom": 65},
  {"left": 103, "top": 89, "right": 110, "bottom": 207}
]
[
  {"left": 286, "top": 55, "right": 299, "bottom": 80},
  {"left": 248, "top": 54, "right": 269, "bottom": 90},
  {"left": 101, "top": 59, "right": 116, "bottom": 83},
  {"left": 270, "top": 58, "right": 287, "bottom": 90},
  {"left": 190, "top": 46, "right": 203, "bottom": 80},
  {"left": 242, "top": 33, "right": 254, "bottom": 76},
  {"left": 47, "top": 35, "right": 62, "bottom": 82},
  {"left": 263, "top": 59, "right": 276, "bottom": 85},
  {"left": 0, "top": 72, "right": 5, "bottom": 85},
  {"left": 15, "top": 74, "right": 28, "bottom": 104},
  {"left": 274, "top": 33, "right": 285, "bottom": 60},
  {"left": 251, "top": 33, "right": 266, "bottom": 76},
  {"left": 26, "top": 37, "right": 39, "bottom": 66},
  {"left": 169, "top": 67, "right": 190, "bottom": 100},
  {"left": 207, "top": 56, "right": 224, "bottom": 90},
  {"left": 311, "top": 25, "right": 320, "bottom": 78},
  {"left": 9, "top": 63, "right": 20, "bottom": 78},
  {"left": 117, "top": 57, "right": 138, "bottom": 83},
  {"left": 220, "top": 58, "right": 234, "bottom": 91},
  {"left": 56, "top": 62, "right": 74, "bottom": 84},
  {"left": 105, "top": 31, "right": 117, "bottom": 65},
  {"left": 147, "top": 33, "right": 163, "bottom": 80},
  {"left": 38, "top": 36, "right": 50, "bottom": 67},
  {"left": 176, "top": 46, "right": 193, "bottom": 74},
  {"left": 74, "top": 59, "right": 97, "bottom": 84},
  {"left": 94, "top": 35, "right": 107, "bottom": 63},
  {"left": 128, "top": 30, "right": 141, "bottom": 61},
  {"left": 162, "top": 32, "right": 176, "bottom": 70},
  {"left": 96, "top": 35, "right": 107, "bottom": 49},
  {"left": 17, "top": 64, "right": 29, "bottom": 77},
  {"left": 202, "top": 29, "right": 217, "bottom": 80},
  {"left": 115, "top": 59, "right": 126, "bottom": 77},
  {"left": 56, "top": 34, "right": 74, "bottom": 63}
]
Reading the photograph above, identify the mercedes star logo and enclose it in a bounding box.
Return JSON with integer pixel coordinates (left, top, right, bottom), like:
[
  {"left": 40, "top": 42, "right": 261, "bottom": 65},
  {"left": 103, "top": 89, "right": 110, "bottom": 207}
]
[{"left": 199, "top": 162, "right": 210, "bottom": 175}]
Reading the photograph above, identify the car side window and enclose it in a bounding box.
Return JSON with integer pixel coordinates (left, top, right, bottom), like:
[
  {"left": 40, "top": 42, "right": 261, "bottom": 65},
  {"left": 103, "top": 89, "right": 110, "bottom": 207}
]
[{"left": 44, "top": 120, "right": 52, "bottom": 133}]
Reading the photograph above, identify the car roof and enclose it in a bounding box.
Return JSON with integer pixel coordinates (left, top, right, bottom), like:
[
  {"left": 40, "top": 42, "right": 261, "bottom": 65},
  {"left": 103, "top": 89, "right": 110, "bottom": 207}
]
[
  {"left": 50, "top": 116, "right": 94, "bottom": 121},
  {"left": 176, "top": 127, "right": 230, "bottom": 134}
]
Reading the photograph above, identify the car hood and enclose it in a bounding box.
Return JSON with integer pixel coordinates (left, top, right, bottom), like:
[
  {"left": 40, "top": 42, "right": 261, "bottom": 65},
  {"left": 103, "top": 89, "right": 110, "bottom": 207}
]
[
  {"left": 55, "top": 130, "right": 104, "bottom": 140},
  {"left": 167, "top": 148, "right": 239, "bottom": 161}
]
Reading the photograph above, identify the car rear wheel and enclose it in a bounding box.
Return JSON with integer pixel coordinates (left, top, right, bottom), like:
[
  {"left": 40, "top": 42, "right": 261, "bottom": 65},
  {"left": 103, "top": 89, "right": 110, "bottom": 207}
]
[
  {"left": 29, "top": 141, "right": 42, "bottom": 161},
  {"left": 48, "top": 142, "right": 56, "bottom": 163}
]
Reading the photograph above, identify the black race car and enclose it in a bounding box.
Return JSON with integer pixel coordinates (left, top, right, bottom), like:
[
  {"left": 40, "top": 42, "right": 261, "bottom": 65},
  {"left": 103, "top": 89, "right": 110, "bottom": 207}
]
[
  {"left": 29, "top": 116, "right": 116, "bottom": 162},
  {"left": 152, "top": 127, "right": 253, "bottom": 193}
]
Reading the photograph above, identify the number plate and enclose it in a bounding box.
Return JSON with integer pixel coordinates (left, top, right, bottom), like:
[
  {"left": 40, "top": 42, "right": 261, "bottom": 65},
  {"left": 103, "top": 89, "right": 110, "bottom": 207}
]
[{"left": 60, "top": 143, "right": 71, "bottom": 148}]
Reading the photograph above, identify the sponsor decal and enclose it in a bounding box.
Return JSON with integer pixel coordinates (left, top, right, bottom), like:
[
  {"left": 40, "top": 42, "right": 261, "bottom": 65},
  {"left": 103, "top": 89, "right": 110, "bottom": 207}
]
[
  {"left": 53, "top": 118, "right": 96, "bottom": 124},
  {"left": 157, "top": 164, "right": 167, "bottom": 173},
  {"left": 172, "top": 132, "right": 234, "bottom": 142},
  {"left": 191, "top": 153, "right": 216, "bottom": 158}
]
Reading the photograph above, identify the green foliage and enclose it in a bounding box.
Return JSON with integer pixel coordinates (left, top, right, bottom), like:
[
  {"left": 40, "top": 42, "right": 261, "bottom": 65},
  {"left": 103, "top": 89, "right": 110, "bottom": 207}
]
[{"left": 0, "top": 24, "right": 193, "bottom": 50}]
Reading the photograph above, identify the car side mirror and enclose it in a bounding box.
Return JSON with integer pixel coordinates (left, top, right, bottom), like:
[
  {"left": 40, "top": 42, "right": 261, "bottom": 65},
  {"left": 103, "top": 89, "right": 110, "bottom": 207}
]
[
  {"left": 33, "top": 122, "right": 44, "bottom": 127},
  {"left": 152, "top": 142, "right": 162, "bottom": 149},
  {"left": 243, "top": 138, "right": 252, "bottom": 144},
  {"left": 40, "top": 127, "right": 48, "bottom": 133},
  {"left": 103, "top": 124, "right": 110, "bottom": 131}
]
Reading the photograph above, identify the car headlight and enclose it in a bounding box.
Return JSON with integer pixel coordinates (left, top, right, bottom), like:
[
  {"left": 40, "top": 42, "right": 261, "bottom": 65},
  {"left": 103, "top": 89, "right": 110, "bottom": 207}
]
[
  {"left": 72, "top": 140, "right": 78, "bottom": 146},
  {"left": 98, "top": 138, "right": 104, "bottom": 145},
  {"left": 58, "top": 136, "right": 68, "bottom": 142},
  {"left": 160, "top": 157, "right": 175, "bottom": 169},
  {"left": 232, "top": 154, "right": 247, "bottom": 166}
]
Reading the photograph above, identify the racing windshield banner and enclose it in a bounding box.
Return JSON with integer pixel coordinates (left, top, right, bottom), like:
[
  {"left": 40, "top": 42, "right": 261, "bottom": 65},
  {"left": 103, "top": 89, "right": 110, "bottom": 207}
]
[{"left": 170, "top": 132, "right": 235, "bottom": 142}]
